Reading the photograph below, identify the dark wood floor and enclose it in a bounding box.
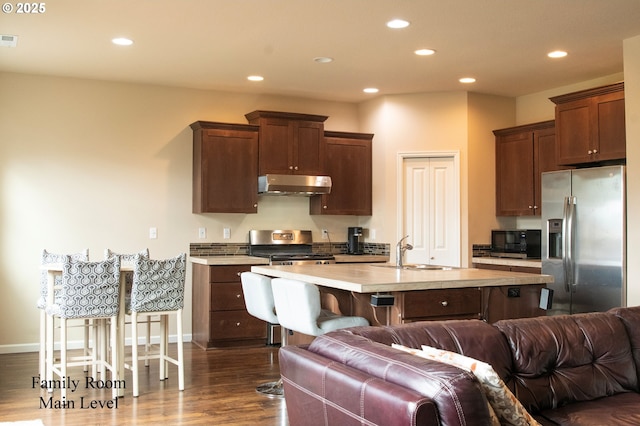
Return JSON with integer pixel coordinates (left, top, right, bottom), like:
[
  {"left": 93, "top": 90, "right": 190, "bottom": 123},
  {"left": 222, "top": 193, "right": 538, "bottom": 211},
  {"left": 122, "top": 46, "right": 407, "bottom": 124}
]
[{"left": 0, "top": 343, "right": 288, "bottom": 425}]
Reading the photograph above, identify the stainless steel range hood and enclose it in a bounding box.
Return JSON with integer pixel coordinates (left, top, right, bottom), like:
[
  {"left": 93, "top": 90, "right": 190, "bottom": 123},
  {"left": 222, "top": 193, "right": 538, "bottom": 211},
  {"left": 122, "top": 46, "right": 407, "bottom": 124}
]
[{"left": 258, "top": 174, "right": 332, "bottom": 196}]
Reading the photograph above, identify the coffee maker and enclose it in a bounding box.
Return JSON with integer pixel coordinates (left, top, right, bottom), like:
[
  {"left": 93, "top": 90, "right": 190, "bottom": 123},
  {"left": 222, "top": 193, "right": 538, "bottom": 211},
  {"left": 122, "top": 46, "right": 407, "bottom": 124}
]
[{"left": 347, "top": 227, "right": 364, "bottom": 255}]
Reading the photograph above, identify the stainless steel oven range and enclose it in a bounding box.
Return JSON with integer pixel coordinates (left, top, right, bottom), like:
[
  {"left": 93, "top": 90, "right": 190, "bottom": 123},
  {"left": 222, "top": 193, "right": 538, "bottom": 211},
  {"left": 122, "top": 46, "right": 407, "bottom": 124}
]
[{"left": 248, "top": 229, "right": 335, "bottom": 265}]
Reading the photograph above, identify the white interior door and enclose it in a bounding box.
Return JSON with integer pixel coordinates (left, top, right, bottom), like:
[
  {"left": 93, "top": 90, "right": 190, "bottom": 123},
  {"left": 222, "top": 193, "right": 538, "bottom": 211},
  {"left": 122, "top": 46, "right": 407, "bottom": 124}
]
[{"left": 401, "top": 155, "right": 460, "bottom": 267}]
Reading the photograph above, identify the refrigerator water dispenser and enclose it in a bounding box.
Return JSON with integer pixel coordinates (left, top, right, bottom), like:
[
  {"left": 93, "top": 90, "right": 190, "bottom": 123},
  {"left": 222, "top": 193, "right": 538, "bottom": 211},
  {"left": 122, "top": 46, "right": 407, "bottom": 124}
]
[{"left": 548, "top": 219, "right": 563, "bottom": 259}]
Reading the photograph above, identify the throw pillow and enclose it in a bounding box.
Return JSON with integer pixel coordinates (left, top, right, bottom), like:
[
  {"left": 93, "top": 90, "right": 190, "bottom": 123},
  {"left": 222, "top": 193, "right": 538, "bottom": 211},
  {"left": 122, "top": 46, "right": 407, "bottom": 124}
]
[
  {"left": 392, "top": 344, "right": 500, "bottom": 426},
  {"left": 419, "top": 345, "right": 540, "bottom": 426}
]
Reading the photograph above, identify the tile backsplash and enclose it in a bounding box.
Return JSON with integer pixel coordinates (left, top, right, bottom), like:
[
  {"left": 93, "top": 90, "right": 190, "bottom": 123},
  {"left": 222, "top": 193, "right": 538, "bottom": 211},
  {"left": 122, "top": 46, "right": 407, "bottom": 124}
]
[
  {"left": 472, "top": 244, "right": 492, "bottom": 257},
  {"left": 190, "top": 242, "right": 390, "bottom": 257}
]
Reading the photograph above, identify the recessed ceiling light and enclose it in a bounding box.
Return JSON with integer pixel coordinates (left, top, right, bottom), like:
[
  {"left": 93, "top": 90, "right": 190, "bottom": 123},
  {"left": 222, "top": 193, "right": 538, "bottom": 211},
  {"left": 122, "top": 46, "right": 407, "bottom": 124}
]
[
  {"left": 548, "top": 50, "right": 568, "bottom": 58},
  {"left": 313, "top": 56, "right": 333, "bottom": 63},
  {"left": 415, "top": 49, "right": 436, "bottom": 56},
  {"left": 111, "top": 37, "right": 133, "bottom": 46},
  {"left": 363, "top": 88, "right": 379, "bottom": 94},
  {"left": 386, "top": 19, "right": 410, "bottom": 29},
  {"left": 247, "top": 75, "right": 264, "bottom": 82},
  {"left": 459, "top": 77, "right": 476, "bottom": 84}
]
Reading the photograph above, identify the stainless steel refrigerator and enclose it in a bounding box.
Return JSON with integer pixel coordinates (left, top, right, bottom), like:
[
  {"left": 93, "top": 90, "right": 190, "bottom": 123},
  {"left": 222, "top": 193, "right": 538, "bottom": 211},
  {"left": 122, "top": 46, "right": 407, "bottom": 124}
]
[{"left": 541, "top": 165, "right": 626, "bottom": 315}]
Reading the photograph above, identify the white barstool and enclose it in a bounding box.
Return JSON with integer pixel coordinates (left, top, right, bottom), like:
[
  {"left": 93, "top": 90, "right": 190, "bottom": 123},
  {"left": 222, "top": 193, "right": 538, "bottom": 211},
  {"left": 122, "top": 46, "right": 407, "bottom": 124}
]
[
  {"left": 46, "top": 256, "right": 121, "bottom": 400},
  {"left": 240, "top": 272, "right": 286, "bottom": 397},
  {"left": 125, "top": 253, "right": 186, "bottom": 397},
  {"left": 38, "top": 249, "right": 89, "bottom": 379},
  {"left": 271, "top": 278, "right": 370, "bottom": 336}
]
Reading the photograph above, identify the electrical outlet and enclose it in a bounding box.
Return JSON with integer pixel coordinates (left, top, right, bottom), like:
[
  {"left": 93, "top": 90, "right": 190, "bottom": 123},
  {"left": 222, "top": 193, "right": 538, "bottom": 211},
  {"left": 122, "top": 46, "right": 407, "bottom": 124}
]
[
  {"left": 198, "top": 227, "right": 206, "bottom": 239},
  {"left": 223, "top": 227, "right": 231, "bottom": 239},
  {"left": 321, "top": 229, "right": 329, "bottom": 240},
  {"left": 149, "top": 227, "right": 157, "bottom": 239}
]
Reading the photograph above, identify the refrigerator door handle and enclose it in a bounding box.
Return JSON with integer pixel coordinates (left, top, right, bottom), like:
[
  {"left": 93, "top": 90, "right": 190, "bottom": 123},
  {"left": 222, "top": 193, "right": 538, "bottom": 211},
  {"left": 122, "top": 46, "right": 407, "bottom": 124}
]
[{"left": 563, "top": 196, "right": 576, "bottom": 292}]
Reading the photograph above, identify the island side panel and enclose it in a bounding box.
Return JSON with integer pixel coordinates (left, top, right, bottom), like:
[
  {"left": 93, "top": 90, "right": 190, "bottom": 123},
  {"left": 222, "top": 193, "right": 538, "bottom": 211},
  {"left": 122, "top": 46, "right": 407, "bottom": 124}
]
[{"left": 481, "top": 284, "right": 547, "bottom": 323}]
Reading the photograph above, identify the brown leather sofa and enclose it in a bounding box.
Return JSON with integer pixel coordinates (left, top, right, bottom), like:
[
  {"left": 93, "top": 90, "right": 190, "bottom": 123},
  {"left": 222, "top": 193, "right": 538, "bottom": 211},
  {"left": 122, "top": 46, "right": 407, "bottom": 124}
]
[{"left": 279, "top": 306, "right": 640, "bottom": 426}]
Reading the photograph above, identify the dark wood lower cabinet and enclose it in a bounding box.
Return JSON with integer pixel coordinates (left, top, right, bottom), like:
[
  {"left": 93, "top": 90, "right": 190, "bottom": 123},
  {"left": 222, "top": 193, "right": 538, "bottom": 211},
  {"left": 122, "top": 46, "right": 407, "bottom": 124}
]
[
  {"left": 320, "top": 284, "right": 545, "bottom": 329},
  {"left": 192, "top": 264, "right": 267, "bottom": 349}
]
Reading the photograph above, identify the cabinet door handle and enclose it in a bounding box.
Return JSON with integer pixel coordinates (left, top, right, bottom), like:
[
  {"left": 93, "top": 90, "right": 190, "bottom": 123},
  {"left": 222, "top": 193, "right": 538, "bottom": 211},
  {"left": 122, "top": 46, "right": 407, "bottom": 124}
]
[
  {"left": 592, "top": 149, "right": 598, "bottom": 154},
  {"left": 440, "top": 301, "right": 449, "bottom": 307},
  {"left": 236, "top": 272, "right": 241, "bottom": 277},
  {"left": 236, "top": 294, "right": 241, "bottom": 298},
  {"left": 289, "top": 165, "right": 294, "bottom": 170},
  {"left": 253, "top": 203, "right": 258, "bottom": 208},
  {"left": 236, "top": 322, "right": 241, "bottom": 326},
  {"left": 323, "top": 205, "right": 327, "bottom": 209},
  {"left": 294, "top": 166, "right": 299, "bottom": 170}
]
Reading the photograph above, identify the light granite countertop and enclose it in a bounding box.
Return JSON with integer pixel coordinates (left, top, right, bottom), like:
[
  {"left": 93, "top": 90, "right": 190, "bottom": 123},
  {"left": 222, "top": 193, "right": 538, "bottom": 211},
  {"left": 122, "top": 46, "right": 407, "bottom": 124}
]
[
  {"left": 471, "top": 257, "right": 542, "bottom": 268},
  {"left": 251, "top": 263, "right": 552, "bottom": 293},
  {"left": 189, "top": 255, "right": 269, "bottom": 266}
]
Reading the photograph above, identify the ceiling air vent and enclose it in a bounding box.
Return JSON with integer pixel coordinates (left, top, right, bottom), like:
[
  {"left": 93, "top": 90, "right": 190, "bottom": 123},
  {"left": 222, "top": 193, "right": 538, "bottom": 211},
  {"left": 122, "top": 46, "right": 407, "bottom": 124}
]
[{"left": 0, "top": 35, "right": 18, "bottom": 48}]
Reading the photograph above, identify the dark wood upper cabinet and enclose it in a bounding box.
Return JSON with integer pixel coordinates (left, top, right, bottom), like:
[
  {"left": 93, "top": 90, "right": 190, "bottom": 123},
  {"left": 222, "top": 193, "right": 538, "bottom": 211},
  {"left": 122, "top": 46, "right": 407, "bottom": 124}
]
[
  {"left": 244, "top": 110, "right": 328, "bottom": 175},
  {"left": 310, "top": 131, "right": 373, "bottom": 216},
  {"left": 550, "top": 82, "right": 625, "bottom": 166},
  {"left": 190, "top": 121, "right": 259, "bottom": 214},
  {"left": 494, "top": 120, "right": 569, "bottom": 216}
]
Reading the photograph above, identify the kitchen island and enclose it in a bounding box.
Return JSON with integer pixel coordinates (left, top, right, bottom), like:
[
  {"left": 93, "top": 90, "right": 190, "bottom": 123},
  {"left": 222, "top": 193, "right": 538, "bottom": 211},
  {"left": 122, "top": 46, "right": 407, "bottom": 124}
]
[{"left": 251, "top": 263, "right": 553, "bottom": 328}]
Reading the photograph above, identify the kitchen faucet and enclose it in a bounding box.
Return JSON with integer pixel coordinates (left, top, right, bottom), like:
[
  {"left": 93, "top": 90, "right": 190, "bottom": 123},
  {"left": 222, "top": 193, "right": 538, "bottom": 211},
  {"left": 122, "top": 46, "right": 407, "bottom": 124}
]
[{"left": 396, "top": 235, "right": 413, "bottom": 267}]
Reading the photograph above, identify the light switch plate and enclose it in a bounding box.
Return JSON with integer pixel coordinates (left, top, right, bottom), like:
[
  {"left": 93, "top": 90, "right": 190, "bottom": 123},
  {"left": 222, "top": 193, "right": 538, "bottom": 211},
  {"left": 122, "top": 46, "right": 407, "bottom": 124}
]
[
  {"left": 149, "top": 227, "right": 157, "bottom": 239},
  {"left": 198, "top": 227, "right": 206, "bottom": 239},
  {"left": 223, "top": 228, "right": 230, "bottom": 239}
]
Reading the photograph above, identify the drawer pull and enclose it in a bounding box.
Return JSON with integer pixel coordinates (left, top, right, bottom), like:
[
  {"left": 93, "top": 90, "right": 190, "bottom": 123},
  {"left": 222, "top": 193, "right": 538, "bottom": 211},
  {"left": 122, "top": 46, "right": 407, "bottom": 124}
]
[
  {"left": 440, "top": 301, "right": 449, "bottom": 307},
  {"left": 237, "top": 272, "right": 241, "bottom": 277},
  {"left": 236, "top": 294, "right": 241, "bottom": 298},
  {"left": 236, "top": 322, "right": 241, "bottom": 326}
]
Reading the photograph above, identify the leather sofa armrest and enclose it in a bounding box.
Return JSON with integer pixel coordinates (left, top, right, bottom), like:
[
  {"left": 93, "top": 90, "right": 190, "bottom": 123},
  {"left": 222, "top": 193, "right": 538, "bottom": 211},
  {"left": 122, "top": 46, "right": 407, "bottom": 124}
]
[
  {"left": 280, "top": 345, "right": 441, "bottom": 426},
  {"left": 281, "top": 335, "right": 492, "bottom": 426}
]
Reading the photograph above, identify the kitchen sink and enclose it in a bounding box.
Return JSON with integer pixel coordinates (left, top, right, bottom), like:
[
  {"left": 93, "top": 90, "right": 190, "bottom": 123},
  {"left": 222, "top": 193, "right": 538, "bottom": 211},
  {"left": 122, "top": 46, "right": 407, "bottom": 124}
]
[{"left": 372, "top": 264, "right": 456, "bottom": 271}]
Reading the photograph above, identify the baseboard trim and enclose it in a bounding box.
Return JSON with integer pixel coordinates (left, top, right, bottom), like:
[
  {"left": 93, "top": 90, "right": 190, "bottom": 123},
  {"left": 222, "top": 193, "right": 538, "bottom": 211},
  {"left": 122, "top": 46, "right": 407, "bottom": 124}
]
[{"left": 0, "top": 334, "right": 193, "bottom": 355}]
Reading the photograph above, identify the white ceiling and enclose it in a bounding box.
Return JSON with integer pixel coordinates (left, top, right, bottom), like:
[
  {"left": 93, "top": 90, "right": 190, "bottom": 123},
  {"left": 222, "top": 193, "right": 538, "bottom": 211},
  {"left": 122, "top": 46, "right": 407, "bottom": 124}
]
[{"left": 2, "top": 0, "right": 640, "bottom": 102}]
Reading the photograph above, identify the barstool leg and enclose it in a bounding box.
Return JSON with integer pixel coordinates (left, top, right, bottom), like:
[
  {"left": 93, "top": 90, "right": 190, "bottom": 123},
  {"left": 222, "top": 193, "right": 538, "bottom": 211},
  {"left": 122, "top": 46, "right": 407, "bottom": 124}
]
[
  {"left": 145, "top": 317, "right": 151, "bottom": 367},
  {"left": 177, "top": 309, "right": 184, "bottom": 391},
  {"left": 110, "top": 315, "right": 118, "bottom": 399},
  {"left": 39, "top": 309, "right": 46, "bottom": 379},
  {"left": 131, "top": 312, "right": 139, "bottom": 397},
  {"left": 60, "top": 317, "right": 67, "bottom": 400},
  {"left": 159, "top": 315, "right": 167, "bottom": 380},
  {"left": 46, "top": 311, "right": 54, "bottom": 392},
  {"left": 83, "top": 319, "right": 90, "bottom": 372}
]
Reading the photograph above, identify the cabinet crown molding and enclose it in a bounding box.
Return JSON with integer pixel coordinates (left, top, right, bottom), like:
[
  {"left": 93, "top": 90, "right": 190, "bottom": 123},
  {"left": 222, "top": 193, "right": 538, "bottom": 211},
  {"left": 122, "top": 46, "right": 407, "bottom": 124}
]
[
  {"left": 549, "top": 81, "right": 624, "bottom": 105},
  {"left": 244, "top": 110, "right": 328, "bottom": 123},
  {"left": 493, "top": 120, "right": 555, "bottom": 136},
  {"left": 190, "top": 121, "right": 259, "bottom": 132}
]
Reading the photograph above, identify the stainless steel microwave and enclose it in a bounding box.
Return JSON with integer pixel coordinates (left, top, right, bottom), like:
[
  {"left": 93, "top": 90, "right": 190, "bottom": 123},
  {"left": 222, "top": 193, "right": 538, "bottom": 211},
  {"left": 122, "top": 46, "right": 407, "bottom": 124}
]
[{"left": 491, "top": 229, "right": 541, "bottom": 259}]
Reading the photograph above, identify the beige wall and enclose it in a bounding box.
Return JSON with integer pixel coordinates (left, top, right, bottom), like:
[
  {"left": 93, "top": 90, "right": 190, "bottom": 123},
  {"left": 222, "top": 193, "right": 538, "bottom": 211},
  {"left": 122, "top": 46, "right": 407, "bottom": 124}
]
[
  {"left": 0, "top": 72, "right": 363, "bottom": 350},
  {"left": 624, "top": 35, "right": 640, "bottom": 307},
  {"left": 467, "top": 93, "right": 517, "bottom": 252}
]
